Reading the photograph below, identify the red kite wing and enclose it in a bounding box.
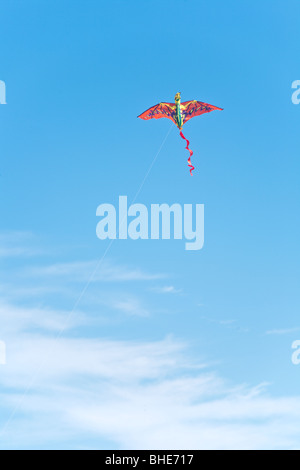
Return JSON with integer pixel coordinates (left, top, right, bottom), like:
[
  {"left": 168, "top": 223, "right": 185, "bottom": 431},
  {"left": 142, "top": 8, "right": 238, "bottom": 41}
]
[
  {"left": 138, "top": 102, "right": 177, "bottom": 126},
  {"left": 181, "top": 100, "right": 223, "bottom": 125}
]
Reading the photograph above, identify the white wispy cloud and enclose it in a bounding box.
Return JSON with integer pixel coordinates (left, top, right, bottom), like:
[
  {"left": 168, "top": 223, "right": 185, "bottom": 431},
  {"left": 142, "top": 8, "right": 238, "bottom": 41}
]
[
  {"left": 150, "top": 285, "right": 183, "bottom": 294},
  {"left": 110, "top": 296, "right": 150, "bottom": 317},
  {"left": 1, "top": 334, "right": 300, "bottom": 449},
  {"left": 22, "top": 260, "right": 165, "bottom": 283},
  {"left": 0, "top": 231, "right": 42, "bottom": 258},
  {"left": 1, "top": 232, "right": 299, "bottom": 450},
  {"left": 0, "top": 301, "right": 88, "bottom": 335},
  {"left": 266, "top": 327, "right": 300, "bottom": 336}
]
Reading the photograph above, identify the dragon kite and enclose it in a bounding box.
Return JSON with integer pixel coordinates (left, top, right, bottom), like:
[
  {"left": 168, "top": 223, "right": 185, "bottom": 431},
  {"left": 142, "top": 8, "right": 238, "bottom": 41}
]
[{"left": 138, "top": 92, "right": 223, "bottom": 175}]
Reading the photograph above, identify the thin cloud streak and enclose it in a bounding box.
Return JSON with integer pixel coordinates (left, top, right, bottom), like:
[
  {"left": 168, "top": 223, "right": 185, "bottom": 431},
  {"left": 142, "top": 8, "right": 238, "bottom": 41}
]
[{"left": 22, "top": 260, "right": 166, "bottom": 283}]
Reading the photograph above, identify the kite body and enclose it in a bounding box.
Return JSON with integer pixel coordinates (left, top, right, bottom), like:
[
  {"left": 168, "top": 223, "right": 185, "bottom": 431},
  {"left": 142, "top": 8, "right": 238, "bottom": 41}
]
[{"left": 138, "top": 92, "right": 223, "bottom": 175}]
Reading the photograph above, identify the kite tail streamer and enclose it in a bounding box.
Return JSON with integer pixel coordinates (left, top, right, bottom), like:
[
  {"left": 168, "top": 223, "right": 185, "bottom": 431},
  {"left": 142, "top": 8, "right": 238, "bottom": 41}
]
[{"left": 179, "top": 131, "right": 195, "bottom": 176}]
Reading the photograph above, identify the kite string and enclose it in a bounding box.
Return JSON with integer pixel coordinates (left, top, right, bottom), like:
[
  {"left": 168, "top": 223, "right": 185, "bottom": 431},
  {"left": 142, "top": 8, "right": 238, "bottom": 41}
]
[
  {"left": 134, "top": 123, "right": 174, "bottom": 201},
  {"left": 179, "top": 131, "right": 195, "bottom": 176}
]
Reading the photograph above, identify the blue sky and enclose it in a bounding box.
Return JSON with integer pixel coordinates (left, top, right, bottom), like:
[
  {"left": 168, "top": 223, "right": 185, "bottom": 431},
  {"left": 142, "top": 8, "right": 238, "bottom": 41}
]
[{"left": 0, "top": 0, "right": 300, "bottom": 450}]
